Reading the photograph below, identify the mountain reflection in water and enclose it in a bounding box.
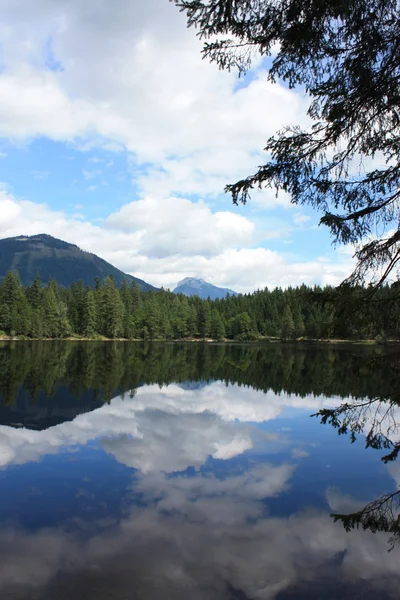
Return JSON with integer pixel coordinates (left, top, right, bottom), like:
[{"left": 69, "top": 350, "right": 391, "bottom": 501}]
[{"left": 0, "top": 341, "right": 399, "bottom": 599}]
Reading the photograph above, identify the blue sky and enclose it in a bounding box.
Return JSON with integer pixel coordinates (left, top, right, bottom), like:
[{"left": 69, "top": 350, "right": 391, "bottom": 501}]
[{"left": 0, "top": 0, "right": 354, "bottom": 292}]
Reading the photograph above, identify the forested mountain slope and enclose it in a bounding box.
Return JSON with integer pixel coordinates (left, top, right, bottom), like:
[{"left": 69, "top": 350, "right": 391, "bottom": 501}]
[{"left": 0, "top": 234, "right": 157, "bottom": 291}]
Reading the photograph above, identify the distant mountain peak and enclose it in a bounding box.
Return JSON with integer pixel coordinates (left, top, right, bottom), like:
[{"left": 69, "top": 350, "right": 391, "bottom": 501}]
[
  {"left": 177, "top": 276, "right": 206, "bottom": 288},
  {"left": 173, "top": 277, "right": 238, "bottom": 300}
]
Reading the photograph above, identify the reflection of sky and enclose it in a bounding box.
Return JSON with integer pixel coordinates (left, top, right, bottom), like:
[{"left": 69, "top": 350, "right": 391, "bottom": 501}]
[{"left": 0, "top": 381, "right": 399, "bottom": 599}]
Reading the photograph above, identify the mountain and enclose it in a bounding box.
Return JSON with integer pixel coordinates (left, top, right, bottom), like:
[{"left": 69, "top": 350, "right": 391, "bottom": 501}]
[
  {"left": 173, "top": 277, "right": 238, "bottom": 300},
  {"left": 0, "top": 234, "right": 157, "bottom": 291}
]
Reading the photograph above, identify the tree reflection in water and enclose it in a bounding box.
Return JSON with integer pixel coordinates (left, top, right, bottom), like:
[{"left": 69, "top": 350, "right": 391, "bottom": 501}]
[
  {"left": 313, "top": 351, "right": 400, "bottom": 550},
  {"left": 0, "top": 339, "right": 399, "bottom": 550}
]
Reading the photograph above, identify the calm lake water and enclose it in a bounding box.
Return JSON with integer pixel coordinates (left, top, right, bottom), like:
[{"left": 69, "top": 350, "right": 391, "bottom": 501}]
[{"left": 0, "top": 341, "right": 399, "bottom": 599}]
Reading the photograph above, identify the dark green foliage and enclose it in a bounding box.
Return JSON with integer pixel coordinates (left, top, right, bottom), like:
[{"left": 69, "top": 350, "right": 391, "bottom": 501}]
[
  {"left": 1, "top": 268, "right": 400, "bottom": 341},
  {"left": 198, "top": 302, "right": 212, "bottom": 338},
  {"left": 280, "top": 304, "right": 295, "bottom": 340},
  {"left": 99, "top": 276, "right": 125, "bottom": 338},
  {"left": 230, "top": 312, "right": 256, "bottom": 341},
  {"left": 0, "top": 271, "right": 31, "bottom": 336},
  {"left": 311, "top": 348, "right": 400, "bottom": 547},
  {"left": 26, "top": 273, "right": 42, "bottom": 309},
  {"left": 0, "top": 339, "right": 396, "bottom": 418},
  {"left": 331, "top": 492, "right": 400, "bottom": 552},
  {"left": 175, "top": 0, "right": 400, "bottom": 287},
  {"left": 82, "top": 288, "right": 98, "bottom": 337},
  {"left": 43, "top": 282, "right": 71, "bottom": 338},
  {"left": 210, "top": 309, "right": 226, "bottom": 341}
]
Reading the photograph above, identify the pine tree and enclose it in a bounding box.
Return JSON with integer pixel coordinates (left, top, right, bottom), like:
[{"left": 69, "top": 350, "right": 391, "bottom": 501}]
[
  {"left": 120, "top": 279, "right": 133, "bottom": 313},
  {"left": 198, "top": 302, "right": 211, "bottom": 338},
  {"left": 293, "top": 305, "right": 305, "bottom": 339},
  {"left": 163, "top": 316, "right": 174, "bottom": 340},
  {"left": 0, "top": 271, "right": 31, "bottom": 335},
  {"left": 100, "top": 276, "right": 124, "bottom": 338},
  {"left": 210, "top": 309, "right": 226, "bottom": 341},
  {"left": 0, "top": 304, "right": 10, "bottom": 334},
  {"left": 82, "top": 288, "right": 98, "bottom": 337},
  {"left": 231, "top": 312, "right": 255, "bottom": 341},
  {"left": 43, "top": 285, "right": 59, "bottom": 337},
  {"left": 130, "top": 281, "right": 142, "bottom": 312},
  {"left": 281, "top": 305, "right": 295, "bottom": 340},
  {"left": 177, "top": 0, "right": 400, "bottom": 288},
  {"left": 42, "top": 283, "right": 71, "bottom": 338},
  {"left": 69, "top": 280, "right": 85, "bottom": 334},
  {"left": 187, "top": 305, "right": 199, "bottom": 338},
  {"left": 26, "top": 273, "right": 44, "bottom": 337},
  {"left": 26, "top": 273, "right": 42, "bottom": 309},
  {"left": 146, "top": 297, "right": 162, "bottom": 339}
]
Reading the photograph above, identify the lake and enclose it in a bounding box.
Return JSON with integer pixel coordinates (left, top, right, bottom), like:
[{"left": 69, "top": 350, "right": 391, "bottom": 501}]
[{"left": 0, "top": 341, "right": 399, "bottom": 599}]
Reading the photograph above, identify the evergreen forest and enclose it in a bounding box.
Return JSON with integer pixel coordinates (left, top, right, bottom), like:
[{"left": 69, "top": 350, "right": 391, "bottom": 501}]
[{"left": 1, "top": 269, "right": 399, "bottom": 341}]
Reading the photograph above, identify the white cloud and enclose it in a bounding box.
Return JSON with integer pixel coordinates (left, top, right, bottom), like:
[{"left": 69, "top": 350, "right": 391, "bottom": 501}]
[
  {"left": 293, "top": 212, "right": 311, "bottom": 225},
  {"left": 131, "top": 382, "right": 337, "bottom": 425},
  {"left": 135, "top": 247, "right": 353, "bottom": 292},
  {"left": 0, "top": 379, "right": 397, "bottom": 598},
  {"left": 0, "top": 0, "right": 358, "bottom": 291},
  {"left": 250, "top": 188, "right": 293, "bottom": 211},
  {"left": 0, "top": 381, "right": 339, "bottom": 472},
  {"left": 0, "top": 465, "right": 398, "bottom": 598},
  {"left": 292, "top": 447, "right": 310, "bottom": 459},
  {"left": 0, "top": 0, "right": 310, "bottom": 200},
  {"left": 106, "top": 195, "right": 254, "bottom": 258},
  {"left": 0, "top": 385, "right": 256, "bottom": 472},
  {"left": 0, "top": 188, "right": 355, "bottom": 291}
]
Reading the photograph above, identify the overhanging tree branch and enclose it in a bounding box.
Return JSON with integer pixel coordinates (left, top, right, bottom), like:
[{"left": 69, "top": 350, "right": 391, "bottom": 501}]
[{"left": 174, "top": 0, "right": 400, "bottom": 285}]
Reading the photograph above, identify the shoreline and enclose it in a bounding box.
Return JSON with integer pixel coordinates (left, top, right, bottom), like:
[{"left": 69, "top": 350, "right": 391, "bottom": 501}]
[{"left": 0, "top": 335, "right": 396, "bottom": 345}]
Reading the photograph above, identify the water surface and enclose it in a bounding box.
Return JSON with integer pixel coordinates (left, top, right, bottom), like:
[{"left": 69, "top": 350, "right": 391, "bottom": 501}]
[{"left": 0, "top": 341, "right": 399, "bottom": 599}]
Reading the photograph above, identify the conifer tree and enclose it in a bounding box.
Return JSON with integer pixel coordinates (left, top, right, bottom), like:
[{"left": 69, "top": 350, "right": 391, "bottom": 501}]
[
  {"left": 176, "top": 0, "right": 400, "bottom": 287},
  {"left": 100, "top": 276, "right": 124, "bottom": 338},
  {"left": 211, "top": 309, "right": 226, "bottom": 341},
  {"left": 198, "top": 302, "right": 212, "bottom": 338},
  {"left": 82, "top": 288, "right": 98, "bottom": 337},
  {"left": 281, "top": 305, "right": 295, "bottom": 340}
]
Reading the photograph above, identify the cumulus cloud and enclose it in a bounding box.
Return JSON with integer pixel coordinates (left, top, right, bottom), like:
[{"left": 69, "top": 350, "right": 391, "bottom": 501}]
[
  {"left": 0, "top": 385, "right": 256, "bottom": 471},
  {"left": 105, "top": 196, "right": 254, "bottom": 258},
  {"left": 0, "top": 189, "right": 355, "bottom": 291},
  {"left": 0, "top": 380, "right": 397, "bottom": 598},
  {"left": 0, "top": 0, "right": 357, "bottom": 292},
  {"left": 131, "top": 382, "right": 337, "bottom": 424},
  {"left": 0, "top": 467, "right": 398, "bottom": 598},
  {"left": 0, "top": 0, "right": 310, "bottom": 200},
  {"left": 0, "top": 381, "right": 339, "bottom": 471},
  {"left": 100, "top": 410, "right": 253, "bottom": 474}
]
